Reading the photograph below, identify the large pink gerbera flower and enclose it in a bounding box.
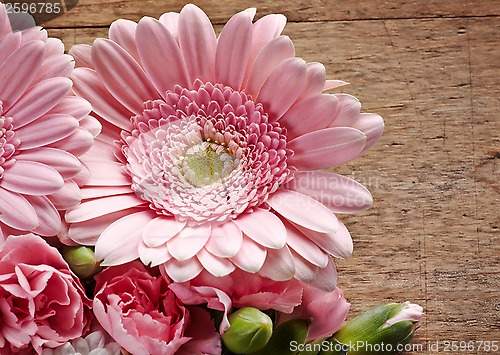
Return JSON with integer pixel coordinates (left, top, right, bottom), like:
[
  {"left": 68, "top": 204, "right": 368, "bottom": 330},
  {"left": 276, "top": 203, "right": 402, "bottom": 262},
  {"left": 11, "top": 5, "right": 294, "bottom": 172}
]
[
  {"left": 0, "top": 3, "right": 99, "bottom": 237},
  {"left": 67, "top": 4, "right": 384, "bottom": 289}
]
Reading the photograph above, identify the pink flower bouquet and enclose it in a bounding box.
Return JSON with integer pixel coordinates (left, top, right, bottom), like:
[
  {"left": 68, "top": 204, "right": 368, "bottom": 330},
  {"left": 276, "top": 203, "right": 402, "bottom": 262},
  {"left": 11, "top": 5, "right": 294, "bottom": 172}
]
[{"left": 0, "top": 2, "right": 422, "bottom": 354}]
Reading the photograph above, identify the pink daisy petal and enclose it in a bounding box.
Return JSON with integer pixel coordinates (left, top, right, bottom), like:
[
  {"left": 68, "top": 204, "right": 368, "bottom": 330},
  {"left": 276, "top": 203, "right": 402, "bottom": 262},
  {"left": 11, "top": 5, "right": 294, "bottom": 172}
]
[
  {"left": 16, "top": 147, "right": 82, "bottom": 179},
  {"left": 79, "top": 115, "right": 103, "bottom": 138},
  {"left": 47, "top": 180, "right": 81, "bottom": 210},
  {"left": 288, "top": 127, "right": 367, "bottom": 170},
  {"left": 267, "top": 189, "right": 337, "bottom": 233},
  {"left": 258, "top": 245, "right": 296, "bottom": 281},
  {"left": 167, "top": 224, "right": 211, "bottom": 261},
  {"left": 215, "top": 9, "right": 253, "bottom": 90},
  {"left": 65, "top": 194, "right": 145, "bottom": 223},
  {"left": 45, "top": 37, "right": 64, "bottom": 57},
  {"left": 233, "top": 208, "right": 286, "bottom": 249},
  {"left": 35, "top": 53, "right": 74, "bottom": 82},
  {"left": 136, "top": 17, "right": 191, "bottom": 96},
  {"left": 247, "top": 13, "right": 287, "bottom": 69},
  {"left": 25, "top": 195, "right": 61, "bottom": 236},
  {"left": 205, "top": 221, "right": 242, "bottom": 258},
  {"left": 280, "top": 94, "right": 338, "bottom": 140},
  {"left": 0, "top": 32, "right": 21, "bottom": 67},
  {"left": 143, "top": 217, "right": 186, "bottom": 248},
  {"left": 0, "top": 4, "right": 12, "bottom": 36},
  {"left": 298, "top": 62, "right": 327, "bottom": 101},
  {"left": 71, "top": 68, "right": 133, "bottom": 131},
  {"left": 48, "top": 128, "right": 94, "bottom": 157},
  {"left": 196, "top": 248, "right": 235, "bottom": 277},
  {"left": 109, "top": 19, "right": 141, "bottom": 65},
  {"left": 95, "top": 211, "right": 156, "bottom": 266},
  {"left": 324, "top": 79, "right": 349, "bottom": 90},
  {"left": 163, "top": 257, "right": 204, "bottom": 283},
  {"left": 0, "top": 186, "right": 38, "bottom": 230},
  {"left": 80, "top": 186, "right": 134, "bottom": 200},
  {"left": 329, "top": 93, "right": 361, "bottom": 127},
  {"left": 256, "top": 57, "right": 307, "bottom": 119},
  {"left": 158, "top": 12, "right": 180, "bottom": 41},
  {"left": 139, "top": 241, "right": 172, "bottom": 267},
  {"left": 91, "top": 38, "right": 159, "bottom": 114},
  {"left": 0, "top": 41, "right": 45, "bottom": 110},
  {"left": 16, "top": 114, "right": 79, "bottom": 150},
  {"left": 283, "top": 219, "right": 329, "bottom": 268},
  {"left": 49, "top": 96, "right": 92, "bottom": 121},
  {"left": 293, "top": 221, "right": 353, "bottom": 259},
  {"left": 352, "top": 113, "right": 385, "bottom": 154},
  {"left": 290, "top": 249, "right": 319, "bottom": 283},
  {"left": 0, "top": 161, "right": 64, "bottom": 195},
  {"left": 308, "top": 257, "right": 337, "bottom": 292},
  {"left": 286, "top": 171, "right": 373, "bottom": 214},
  {"left": 244, "top": 35, "right": 295, "bottom": 98},
  {"left": 68, "top": 44, "right": 93, "bottom": 68},
  {"left": 83, "top": 161, "right": 130, "bottom": 186},
  {"left": 229, "top": 236, "right": 267, "bottom": 273},
  {"left": 179, "top": 4, "right": 217, "bottom": 84}
]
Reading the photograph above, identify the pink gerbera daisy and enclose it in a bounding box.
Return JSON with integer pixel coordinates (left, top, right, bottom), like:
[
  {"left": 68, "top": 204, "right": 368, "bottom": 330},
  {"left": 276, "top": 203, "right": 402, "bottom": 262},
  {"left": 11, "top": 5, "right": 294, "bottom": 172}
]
[
  {"left": 66, "top": 4, "right": 384, "bottom": 289},
  {"left": 0, "top": 3, "right": 99, "bottom": 237}
]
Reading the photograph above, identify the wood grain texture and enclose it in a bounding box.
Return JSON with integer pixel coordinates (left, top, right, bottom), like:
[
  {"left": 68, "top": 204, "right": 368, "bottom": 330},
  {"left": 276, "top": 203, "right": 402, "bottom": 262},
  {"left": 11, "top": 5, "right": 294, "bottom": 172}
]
[{"left": 46, "top": 0, "right": 499, "bottom": 353}]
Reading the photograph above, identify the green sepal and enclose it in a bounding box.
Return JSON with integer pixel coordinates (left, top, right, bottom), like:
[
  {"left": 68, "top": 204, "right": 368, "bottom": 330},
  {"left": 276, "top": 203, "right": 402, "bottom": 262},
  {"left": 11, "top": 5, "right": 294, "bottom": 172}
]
[{"left": 250, "top": 319, "right": 309, "bottom": 355}]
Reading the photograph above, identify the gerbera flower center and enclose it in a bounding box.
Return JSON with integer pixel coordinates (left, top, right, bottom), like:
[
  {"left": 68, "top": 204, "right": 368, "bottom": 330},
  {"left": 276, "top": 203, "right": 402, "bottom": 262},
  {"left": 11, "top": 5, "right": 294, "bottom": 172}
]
[
  {"left": 120, "top": 81, "right": 293, "bottom": 224},
  {"left": 0, "top": 105, "right": 19, "bottom": 179},
  {"left": 181, "top": 142, "right": 239, "bottom": 188}
]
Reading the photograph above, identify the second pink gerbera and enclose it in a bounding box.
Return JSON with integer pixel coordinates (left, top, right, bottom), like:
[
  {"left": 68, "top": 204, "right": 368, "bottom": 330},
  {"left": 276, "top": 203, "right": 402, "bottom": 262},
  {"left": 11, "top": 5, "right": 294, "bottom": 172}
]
[{"left": 66, "top": 4, "right": 384, "bottom": 289}]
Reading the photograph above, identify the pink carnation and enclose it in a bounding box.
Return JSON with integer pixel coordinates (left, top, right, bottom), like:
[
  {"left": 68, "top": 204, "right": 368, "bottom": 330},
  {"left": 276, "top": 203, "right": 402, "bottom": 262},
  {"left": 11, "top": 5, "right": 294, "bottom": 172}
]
[
  {"left": 93, "top": 261, "right": 220, "bottom": 355},
  {"left": 0, "top": 3, "right": 99, "bottom": 239},
  {"left": 0, "top": 234, "right": 92, "bottom": 354},
  {"left": 66, "top": 4, "right": 383, "bottom": 287}
]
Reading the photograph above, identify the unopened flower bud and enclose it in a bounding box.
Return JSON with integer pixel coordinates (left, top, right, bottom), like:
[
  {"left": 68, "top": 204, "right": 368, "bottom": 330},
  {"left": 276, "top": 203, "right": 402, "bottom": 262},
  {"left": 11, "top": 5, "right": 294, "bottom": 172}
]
[
  {"left": 327, "top": 302, "right": 423, "bottom": 355},
  {"left": 221, "top": 307, "right": 273, "bottom": 354},
  {"left": 61, "top": 246, "right": 101, "bottom": 279}
]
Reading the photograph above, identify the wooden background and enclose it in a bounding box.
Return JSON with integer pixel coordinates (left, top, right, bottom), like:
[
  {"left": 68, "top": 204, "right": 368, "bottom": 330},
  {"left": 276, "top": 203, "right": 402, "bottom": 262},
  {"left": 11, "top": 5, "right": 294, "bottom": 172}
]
[{"left": 39, "top": 0, "right": 499, "bottom": 353}]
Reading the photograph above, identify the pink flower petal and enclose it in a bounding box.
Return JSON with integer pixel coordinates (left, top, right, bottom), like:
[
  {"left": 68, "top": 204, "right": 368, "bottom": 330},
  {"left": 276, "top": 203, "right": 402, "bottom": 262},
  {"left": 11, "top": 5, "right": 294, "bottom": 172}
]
[
  {"left": 0, "top": 161, "right": 64, "bottom": 195},
  {"left": 35, "top": 53, "right": 74, "bottom": 82},
  {"left": 167, "top": 224, "right": 211, "bottom": 261},
  {"left": 294, "top": 221, "right": 353, "bottom": 259},
  {"left": 229, "top": 236, "right": 267, "bottom": 273},
  {"left": 283, "top": 219, "right": 329, "bottom": 267},
  {"left": 288, "top": 127, "right": 366, "bottom": 170},
  {"left": 0, "top": 186, "right": 37, "bottom": 230},
  {"left": 352, "top": 113, "right": 385, "bottom": 154},
  {"left": 68, "top": 44, "right": 93, "bottom": 68},
  {"left": 158, "top": 12, "right": 180, "bottom": 41},
  {"left": 80, "top": 186, "right": 134, "bottom": 200},
  {"left": 109, "top": 19, "right": 141, "bottom": 65},
  {"left": 205, "top": 221, "right": 242, "bottom": 258},
  {"left": 286, "top": 171, "right": 373, "bottom": 214},
  {"left": 290, "top": 249, "right": 319, "bottom": 283},
  {"left": 267, "top": 189, "right": 337, "bottom": 233},
  {"left": 65, "top": 194, "right": 145, "bottom": 223},
  {"left": 215, "top": 9, "right": 253, "bottom": 90},
  {"left": 24, "top": 195, "right": 61, "bottom": 236},
  {"left": 16, "top": 147, "right": 82, "bottom": 179},
  {"left": 68, "top": 209, "right": 133, "bottom": 246},
  {"left": 49, "top": 96, "right": 92, "bottom": 121},
  {"left": 79, "top": 115, "right": 103, "bottom": 138},
  {"left": 0, "top": 41, "right": 45, "bottom": 110},
  {"left": 280, "top": 94, "right": 338, "bottom": 140},
  {"left": 48, "top": 128, "right": 94, "bottom": 157},
  {"left": 0, "top": 4, "right": 12, "bottom": 36},
  {"left": 179, "top": 4, "right": 217, "bottom": 84},
  {"left": 256, "top": 57, "right": 307, "bottom": 119},
  {"left": 95, "top": 211, "right": 156, "bottom": 266},
  {"left": 91, "top": 38, "right": 159, "bottom": 114},
  {"left": 163, "top": 257, "right": 203, "bottom": 282},
  {"left": 233, "top": 208, "right": 286, "bottom": 249},
  {"left": 45, "top": 37, "right": 65, "bottom": 57},
  {"left": 309, "top": 257, "right": 337, "bottom": 292},
  {"left": 16, "top": 114, "right": 79, "bottom": 150},
  {"left": 328, "top": 94, "right": 361, "bottom": 127},
  {"left": 196, "top": 248, "right": 235, "bottom": 277},
  {"left": 83, "top": 160, "right": 130, "bottom": 186},
  {"left": 258, "top": 246, "right": 296, "bottom": 281},
  {"left": 0, "top": 32, "right": 21, "bottom": 68},
  {"left": 298, "top": 62, "right": 327, "bottom": 101},
  {"left": 71, "top": 67, "right": 133, "bottom": 130},
  {"left": 143, "top": 217, "right": 186, "bottom": 247},
  {"left": 136, "top": 17, "right": 191, "bottom": 97},
  {"left": 244, "top": 35, "right": 295, "bottom": 98},
  {"left": 324, "top": 79, "right": 349, "bottom": 90},
  {"left": 139, "top": 241, "right": 171, "bottom": 267},
  {"left": 47, "top": 180, "right": 81, "bottom": 210}
]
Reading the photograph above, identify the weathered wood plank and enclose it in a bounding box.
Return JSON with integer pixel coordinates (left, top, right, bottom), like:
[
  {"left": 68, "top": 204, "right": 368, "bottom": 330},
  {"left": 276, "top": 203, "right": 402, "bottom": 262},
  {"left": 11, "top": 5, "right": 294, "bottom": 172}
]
[
  {"left": 38, "top": 0, "right": 500, "bottom": 28},
  {"left": 46, "top": 9, "right": 500, "bottom": 354}
]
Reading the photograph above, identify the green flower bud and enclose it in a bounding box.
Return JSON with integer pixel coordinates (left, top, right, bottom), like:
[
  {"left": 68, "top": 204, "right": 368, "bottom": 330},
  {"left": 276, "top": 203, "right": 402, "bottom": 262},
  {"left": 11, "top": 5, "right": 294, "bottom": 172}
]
[
  {"left": 326, "top": 302, "right": 423, "bottom": 355},
  {"left": 221, "top": 307, "right": 273, "bottom": 354},
  {"left": 251, "top": 319, "right": 309, "bottom": 355},
  {"left": 61, "top": 246, "right": 101, "bottom": 279}
]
